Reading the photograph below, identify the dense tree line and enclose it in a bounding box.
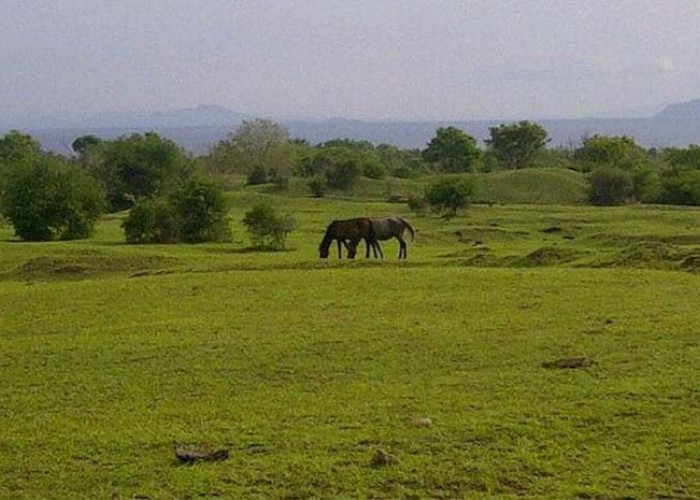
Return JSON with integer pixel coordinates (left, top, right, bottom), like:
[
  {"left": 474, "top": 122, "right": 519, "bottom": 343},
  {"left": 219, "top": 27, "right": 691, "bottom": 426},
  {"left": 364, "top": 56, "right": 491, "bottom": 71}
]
[{"left": 4, "top": 117, "right": 700, "bottom": 242}]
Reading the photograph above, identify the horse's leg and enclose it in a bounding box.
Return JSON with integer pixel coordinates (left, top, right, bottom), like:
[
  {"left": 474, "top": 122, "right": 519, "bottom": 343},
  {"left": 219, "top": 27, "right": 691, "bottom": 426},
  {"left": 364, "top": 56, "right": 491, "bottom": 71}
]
[
  {"left": 397, "top": 236, "right": 406, "bottom": 259},
  {"left": 337, "top": 240, "right": 343, "bottom": 259},
  {"left": 365, "top": 238, "right": 371, "bottom": 258},
  {"left": 375, "top": 241, "right": 384, "bottom": 259}
]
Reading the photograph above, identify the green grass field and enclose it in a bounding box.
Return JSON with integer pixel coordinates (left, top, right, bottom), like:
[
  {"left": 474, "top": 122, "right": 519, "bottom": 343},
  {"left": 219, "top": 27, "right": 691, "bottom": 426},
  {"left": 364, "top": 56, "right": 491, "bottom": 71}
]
[{"left": 2, "top": 176, "right": 700, "bottom": 498}]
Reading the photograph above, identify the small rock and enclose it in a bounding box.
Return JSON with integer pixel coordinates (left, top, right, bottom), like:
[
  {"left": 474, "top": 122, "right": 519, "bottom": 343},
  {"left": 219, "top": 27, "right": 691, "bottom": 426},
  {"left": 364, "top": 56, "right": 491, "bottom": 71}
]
[
  {"left": 410, "top": 417, "right": 433, "bottom": 427},
  {"left": 371, "top": 448, "right": 399, "bottom": 467}
]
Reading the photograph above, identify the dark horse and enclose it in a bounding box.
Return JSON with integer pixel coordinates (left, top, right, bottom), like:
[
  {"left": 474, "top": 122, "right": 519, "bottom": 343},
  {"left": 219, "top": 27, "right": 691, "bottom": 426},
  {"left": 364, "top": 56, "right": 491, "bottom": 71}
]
[
  {"left": 319, "top": 218, "right": 376, "bottom": 259},
  {"left": 367, "top": 217, "right": 415, "bottom": 259}
]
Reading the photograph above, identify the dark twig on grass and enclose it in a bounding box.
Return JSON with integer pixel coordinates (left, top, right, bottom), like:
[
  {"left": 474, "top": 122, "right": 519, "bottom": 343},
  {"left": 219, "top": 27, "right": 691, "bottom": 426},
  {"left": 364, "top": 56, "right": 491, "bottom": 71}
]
[
  {"left": 174, "top": 446, "right": 229, "bottom": 463},
  {"left": 541, "top": 357, "right": 595, "bottom": 369}
]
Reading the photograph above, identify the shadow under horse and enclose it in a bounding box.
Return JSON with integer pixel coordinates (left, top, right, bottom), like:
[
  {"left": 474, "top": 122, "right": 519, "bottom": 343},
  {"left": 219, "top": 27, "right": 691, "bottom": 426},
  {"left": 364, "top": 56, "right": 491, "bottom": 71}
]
[
  {"left": 368, "top": 217, "right": 415, "bottom": 259},
  {"left": 318, "top": 218, "right": 376, "bottom": 259}
]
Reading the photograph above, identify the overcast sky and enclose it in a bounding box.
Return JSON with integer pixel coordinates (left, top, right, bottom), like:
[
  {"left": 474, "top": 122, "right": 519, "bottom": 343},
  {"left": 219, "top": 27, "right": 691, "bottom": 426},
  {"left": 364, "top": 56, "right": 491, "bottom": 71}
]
[{"left": 2, "top": 0, "right": 700, "bottom": 123}]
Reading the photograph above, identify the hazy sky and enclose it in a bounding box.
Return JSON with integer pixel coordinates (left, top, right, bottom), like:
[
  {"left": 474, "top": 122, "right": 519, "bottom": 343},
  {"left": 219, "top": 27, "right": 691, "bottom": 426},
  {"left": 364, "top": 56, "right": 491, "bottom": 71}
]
[{"left": 2, "top": 0, "right": 700, "bottom": 123}]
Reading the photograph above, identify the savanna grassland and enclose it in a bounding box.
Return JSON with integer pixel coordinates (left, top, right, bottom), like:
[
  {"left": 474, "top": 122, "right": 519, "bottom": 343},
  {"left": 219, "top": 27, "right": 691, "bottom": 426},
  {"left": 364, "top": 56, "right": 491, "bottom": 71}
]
[{"left": 2, "top": 172, "right": 700, "bottom": 499}]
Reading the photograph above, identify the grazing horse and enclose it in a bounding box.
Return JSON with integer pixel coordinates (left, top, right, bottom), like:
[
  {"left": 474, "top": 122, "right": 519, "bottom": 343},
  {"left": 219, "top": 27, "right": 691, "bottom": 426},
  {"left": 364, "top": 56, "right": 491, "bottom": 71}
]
[
  {"left": 319, "top": 218, "right": 376, "bottom": 259},
  {"left": 368, "top": 217, "right": 415, "bottom": 259}
]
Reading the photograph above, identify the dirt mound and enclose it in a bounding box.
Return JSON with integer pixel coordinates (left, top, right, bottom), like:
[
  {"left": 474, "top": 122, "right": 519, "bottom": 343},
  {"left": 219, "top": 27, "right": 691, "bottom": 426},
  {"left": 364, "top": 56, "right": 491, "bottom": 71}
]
[
  {"left": 514, "top": 247, "right": 584, "bottom": 267},
  {"left": 6, "top": 254, "right": 179, "bottom": 281}
]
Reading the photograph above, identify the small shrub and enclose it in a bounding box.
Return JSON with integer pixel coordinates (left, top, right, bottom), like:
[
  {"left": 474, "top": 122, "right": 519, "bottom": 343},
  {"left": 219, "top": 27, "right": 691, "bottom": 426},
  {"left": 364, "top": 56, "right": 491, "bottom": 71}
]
[
  {"left": 174, "top": 178, "right": 231, "bottom": 243},
  {"left": 308, "top": 176, "right": 327, "bottom": 197},
  {"left": 242, "top": 203, "right": 296, "bottom": 250},
  {"left": 587, "top": 166, "right": 633, "bottom": 206},
  {"left": 246, "top": 164, "right": 269, "bottom": 185},
  {"left": 407, "top": 196, "right": 428, "bottom": 214},
  {"left": 425, "top": 177, "right": 475, "bottom": 217},
  {"left": 362, "top": 157, "right": 387, "bottom": 179},
  {"left": 122, "top": 199, "right": 180, "bottom": 244}
]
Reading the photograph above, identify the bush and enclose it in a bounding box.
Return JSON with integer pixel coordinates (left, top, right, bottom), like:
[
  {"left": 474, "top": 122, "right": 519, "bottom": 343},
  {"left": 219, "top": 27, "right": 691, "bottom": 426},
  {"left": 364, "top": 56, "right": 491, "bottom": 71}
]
[
  {"left": 246, "top": 164, "right": 269, "bottom": 185},
  {"left": 1, "top": 155, "right": 105, "bottom": 241},
  {"left": 308, "top": 176, "right": 327, "bottom": 197},
  {"left": 122, "top": 177, "right": 230, "bottom": 244},
  {"left": 362, "top": 156, "right": 387, "bottom": 179},
  {"left": 657, "top": 169, "right": 700, "bottom": 205},
  {"left": 425, "top": 177, "right": 475, "bottom": 216},
  {"left": 407, "top": 196, "right": 428, "bottom": 214},
  {"left": 242, "top": 203, "right": 296, "bottom": 250},
  {"left": 587, "top": 166, "right": 633, "bottom": 206},
  {"left": 174, "top": 178, "right": 231, "bottom": 243},
  {"left": 122, "top": 199, "right": 180, "bottom": 244}
]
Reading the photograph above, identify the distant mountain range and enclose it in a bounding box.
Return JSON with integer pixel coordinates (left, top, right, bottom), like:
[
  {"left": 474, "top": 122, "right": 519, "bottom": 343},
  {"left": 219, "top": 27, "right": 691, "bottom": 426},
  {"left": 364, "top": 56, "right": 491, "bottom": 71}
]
[{"left": 3, "top": 99, "right": 700, "bottom": 155}]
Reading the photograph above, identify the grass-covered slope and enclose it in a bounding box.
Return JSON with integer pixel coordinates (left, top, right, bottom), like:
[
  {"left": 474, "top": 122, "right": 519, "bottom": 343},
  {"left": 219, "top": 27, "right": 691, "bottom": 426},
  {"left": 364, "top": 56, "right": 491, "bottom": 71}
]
[{"left": 252, "top": 167, "right": 588, "bottom": 205}]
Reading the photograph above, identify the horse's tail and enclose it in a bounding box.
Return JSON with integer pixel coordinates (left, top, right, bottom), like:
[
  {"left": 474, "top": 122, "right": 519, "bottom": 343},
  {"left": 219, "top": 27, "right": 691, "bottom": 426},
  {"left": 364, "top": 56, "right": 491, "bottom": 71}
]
[{"left": 398, "top": 217, "right": 415, "bottom": 242}]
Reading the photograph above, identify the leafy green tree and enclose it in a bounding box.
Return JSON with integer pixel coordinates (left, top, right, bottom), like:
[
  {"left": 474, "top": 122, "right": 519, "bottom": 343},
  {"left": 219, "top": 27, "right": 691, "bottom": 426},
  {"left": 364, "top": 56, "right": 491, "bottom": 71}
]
[
  {"left": 0, "top": 130, "right": 41, "bottom": 170},
  {"left": 307, "top": 147, "right": 363, "bottom": 189},
  {"left": 485, "top": 121, "right": 549, "bottom": 169},
  {"left": 587, "top": 166, "right": 633, "bottom": 206},
  {"left": 1, "top": 155, "right": 105, "bottom": 241},
  {"left": 575, "top": 135, "right": 648, "bottom": 170},
  {"left": 242, "top": 203, "right": 296, "bottom": 250},
  {"left": 425, "top": 177, "right": 475, "bottom": 216},
  {"left": 173, "top": 178, "right": 231, "bottom": 243},
  {"left": 664, "top": 145, "right": 700, "bottom": 169},
  {"left": 71, "top": 135, "right": 102, "bottom": 155},
  {"left": 658, "top": 169, "right": 700, "bottom": 205},
  {"left": 205, "top": 119, "right": 298, "bottom": 182},
  {"left": 575, "top": 135, "right": 653, "bottom": 201},
  {"left": 422, "top": 127, "right": 481, "bottom": 173},
  {"left": 86, "top": 132, "right": 194, "bottom": 211}
]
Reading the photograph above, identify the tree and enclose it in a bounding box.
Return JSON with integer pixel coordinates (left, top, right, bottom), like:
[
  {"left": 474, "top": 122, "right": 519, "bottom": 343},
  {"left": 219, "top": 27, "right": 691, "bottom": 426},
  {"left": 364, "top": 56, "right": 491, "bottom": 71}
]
[
  {"left": 0, "top": 130, "right": 41, "bottom": 166},
  {"left": 657, "top": 169, "right": 700, "bottom": 205},
  {"left": 242, "top": 203, "right": 296, "bottom": 250},
  {"left": 664, "top": 145, "right": 700, "bottom": 169},
  {"left": 425, "top": 177, "right": 475, "bottom": 216},
  {"left": 575, "top": 135, "right": 648, "bottom": 171},
  {"left": 0, "top": 155, "right": 105, "bottom": 241},
  {"left": 86, "top": 132, "right": 194, "bottom": 211},
  {"left": 422, "top": 127, "right": 481, "bottom": 173},
  {"left": 205, "top": 119, "right": 297, "bottom": 182},
  {"left": 485, "top": 121, "right": 549, "bottom": 169},
  {"left": 587, "top": 166, "right": 633, "bottom": 206},
  {"left": 309, "top": 147, "right": 364, "bottom": 190},
  {"left": 71, "top": 135, "right": 102, "bottom": 155},
  {"left": 575, "top": 135, "right": 653, "bottom": 201},
  {"left": 173, "top": 178, "right": 231, "bottom": 243}
]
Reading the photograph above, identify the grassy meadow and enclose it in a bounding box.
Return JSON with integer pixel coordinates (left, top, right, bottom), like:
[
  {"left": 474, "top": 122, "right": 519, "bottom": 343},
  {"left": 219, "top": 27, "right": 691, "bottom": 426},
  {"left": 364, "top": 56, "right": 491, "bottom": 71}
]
[{"left": 2, "top": 170, "right": 700, "bottom": 498}]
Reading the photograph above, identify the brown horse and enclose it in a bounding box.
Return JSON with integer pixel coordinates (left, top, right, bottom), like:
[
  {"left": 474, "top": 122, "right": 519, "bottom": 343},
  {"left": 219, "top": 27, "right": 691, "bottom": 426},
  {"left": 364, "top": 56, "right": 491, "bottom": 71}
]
[{"left": 318, "top": 218, "right": 376, "bottom": 259}]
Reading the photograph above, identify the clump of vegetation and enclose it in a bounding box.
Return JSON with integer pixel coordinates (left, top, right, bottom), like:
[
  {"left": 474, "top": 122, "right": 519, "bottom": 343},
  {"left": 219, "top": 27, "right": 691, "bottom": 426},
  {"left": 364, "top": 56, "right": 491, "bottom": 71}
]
[
  {"left": 84, "top": 132, "right": 195, "bottom": 212},
  {"left": 425, "top": 177, "right": 475, "bottom": 216},
  {"left": 422, "top": 126, "right": 481, "bottom": 173},
  {"left": 485, "top": 120, "right": 549, "bottom": 169},
  {"left": 587, "top": 166, "right": 634, "bottom": 206},
  {"left": 122, "top": 177, "right": 230, "bottom": 244},
  {"left": 242, "top": 203, "right": 296, "bottom": 250},
  {"left": 308, "top": 175, "right": 327, "bottom": 197},
  {"left": 0, "top": 151, "right": 105, "bottom": 241}
]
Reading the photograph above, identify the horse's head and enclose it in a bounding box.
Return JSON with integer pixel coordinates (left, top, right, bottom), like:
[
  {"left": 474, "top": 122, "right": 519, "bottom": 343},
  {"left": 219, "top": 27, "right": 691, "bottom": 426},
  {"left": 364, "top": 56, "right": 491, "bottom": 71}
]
[{"left": 319, "top": 244, "right": 330, "bottom": 259}]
